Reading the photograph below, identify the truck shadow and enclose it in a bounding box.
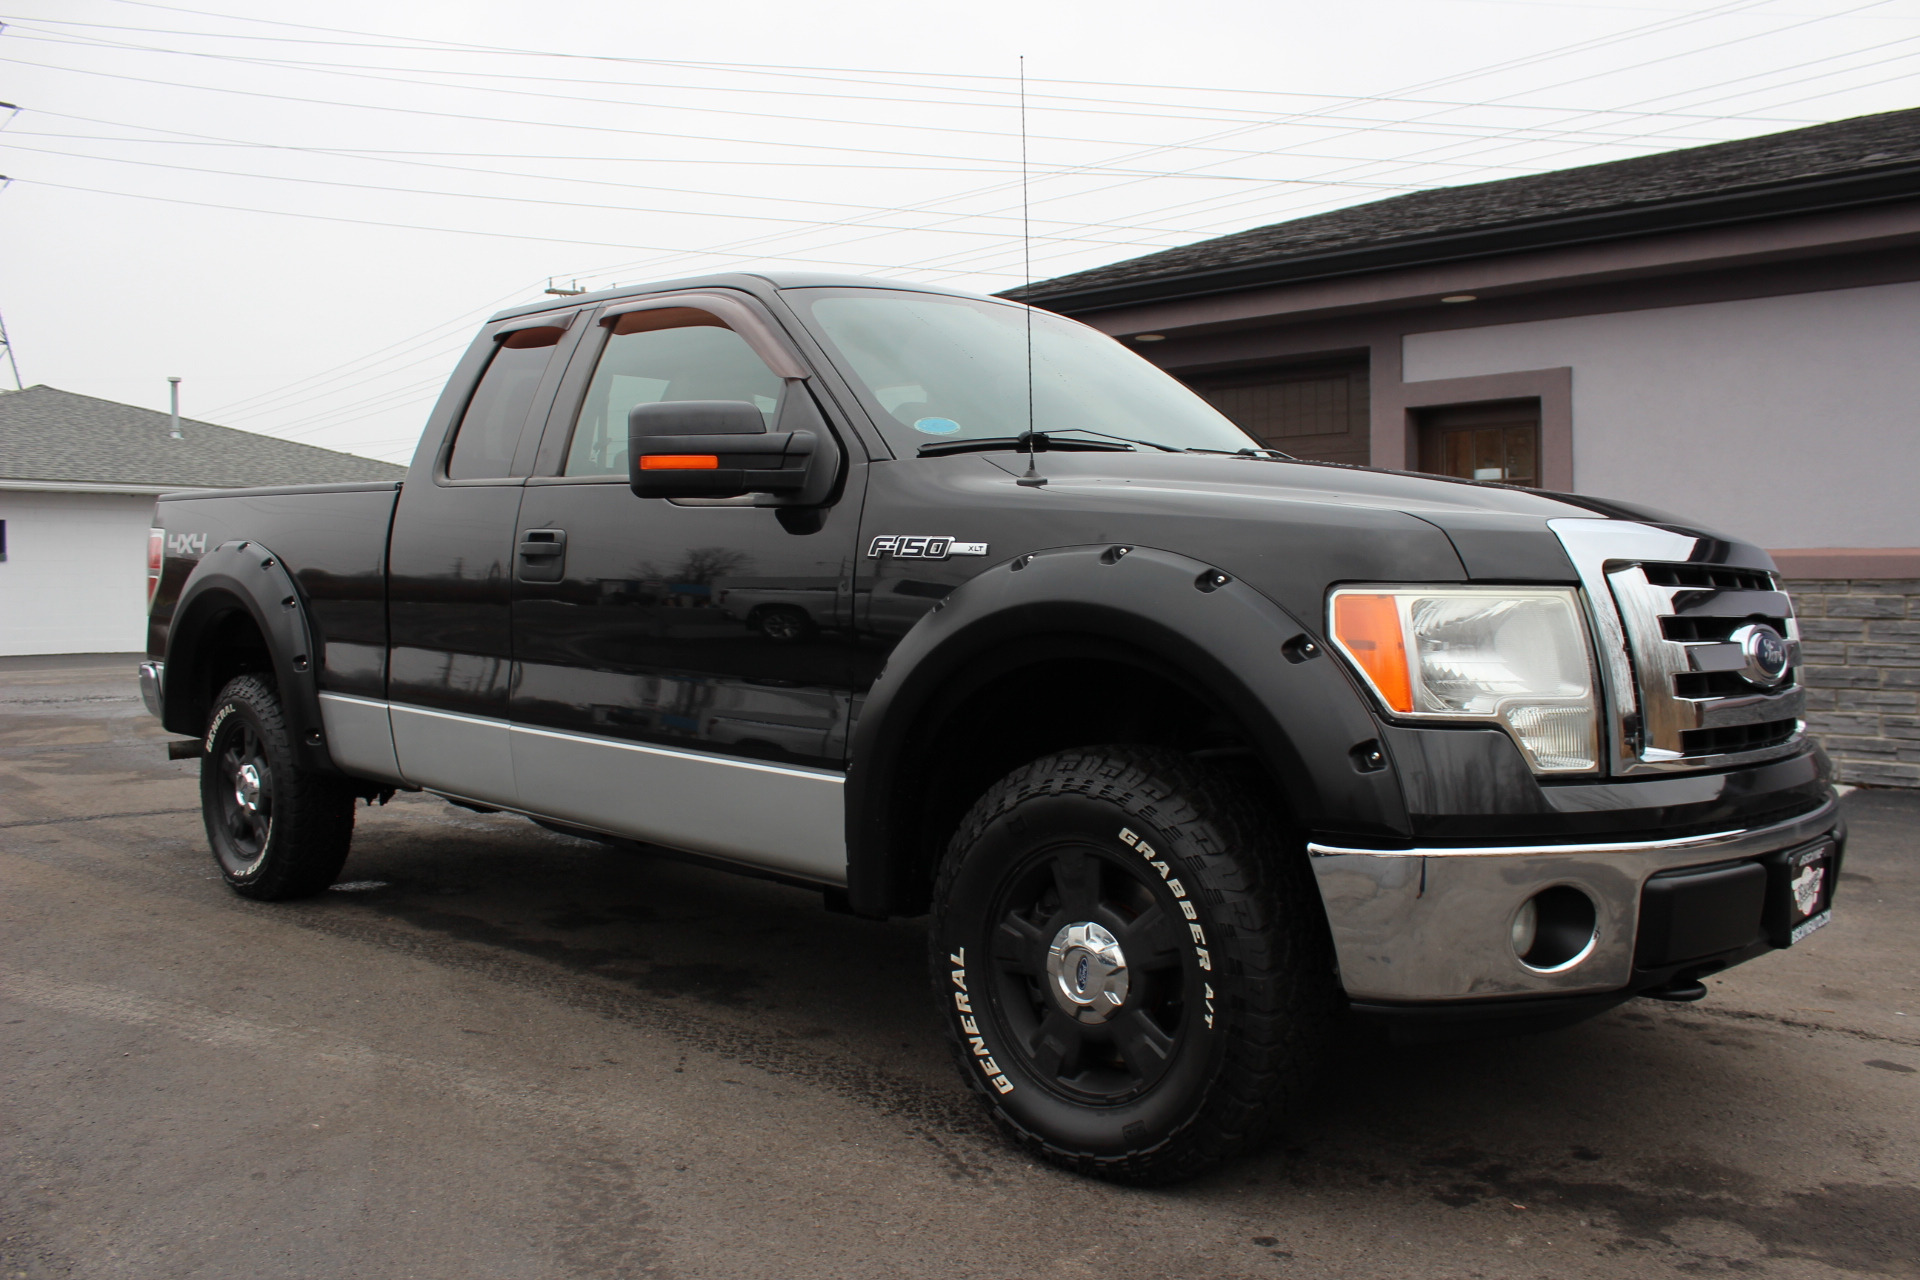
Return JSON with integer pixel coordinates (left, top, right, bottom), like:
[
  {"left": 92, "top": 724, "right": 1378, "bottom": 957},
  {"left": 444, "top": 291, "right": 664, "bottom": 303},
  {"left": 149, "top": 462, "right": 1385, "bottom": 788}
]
[{"left": 314, "top": 795, "right": 1918, "bottom": 1277}]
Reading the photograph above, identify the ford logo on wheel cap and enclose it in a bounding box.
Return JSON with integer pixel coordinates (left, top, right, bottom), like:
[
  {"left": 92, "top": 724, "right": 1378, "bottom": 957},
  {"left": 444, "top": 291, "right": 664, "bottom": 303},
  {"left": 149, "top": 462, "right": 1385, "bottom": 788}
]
[{"left": 1729, "top": 622, "right": 1792, "bottom": 688}]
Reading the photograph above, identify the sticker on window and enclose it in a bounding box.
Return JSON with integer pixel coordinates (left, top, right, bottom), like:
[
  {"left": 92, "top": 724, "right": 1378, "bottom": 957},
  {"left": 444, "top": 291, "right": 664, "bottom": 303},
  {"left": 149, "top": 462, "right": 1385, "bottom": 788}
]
[{"left": 914, "top": 417, "right": 962, "bottom": 436}]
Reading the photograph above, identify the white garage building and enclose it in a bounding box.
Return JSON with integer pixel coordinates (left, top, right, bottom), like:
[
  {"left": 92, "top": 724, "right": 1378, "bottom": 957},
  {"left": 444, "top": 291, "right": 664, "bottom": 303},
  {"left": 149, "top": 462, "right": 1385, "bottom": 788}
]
[{"left": 0, "top": 385, "right": 403, "bottom": 657}]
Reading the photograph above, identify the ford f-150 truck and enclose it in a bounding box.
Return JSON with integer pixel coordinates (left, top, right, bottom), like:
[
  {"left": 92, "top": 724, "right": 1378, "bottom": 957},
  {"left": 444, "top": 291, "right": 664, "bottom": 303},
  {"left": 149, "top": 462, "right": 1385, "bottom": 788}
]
[{"left": 141, "top": 272, "right": 1841, "bottom": 1183}]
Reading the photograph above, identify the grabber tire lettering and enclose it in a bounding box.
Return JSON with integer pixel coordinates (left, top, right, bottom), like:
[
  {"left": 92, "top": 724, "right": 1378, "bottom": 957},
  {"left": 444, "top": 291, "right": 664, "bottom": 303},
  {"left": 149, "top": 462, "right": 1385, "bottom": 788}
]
[{"left": 928, "top": 746, "right": 1335, "bottom": 1185}]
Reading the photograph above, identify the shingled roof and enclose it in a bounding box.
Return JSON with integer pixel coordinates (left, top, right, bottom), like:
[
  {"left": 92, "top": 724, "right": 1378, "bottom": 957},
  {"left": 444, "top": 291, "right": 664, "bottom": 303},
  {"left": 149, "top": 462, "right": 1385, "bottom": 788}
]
[
  {"left": 1016, "top": 106, "right": 1920, "bottom": 311},
  {"left": 0, "top": 385, "right": 405, "bottom": 490}
]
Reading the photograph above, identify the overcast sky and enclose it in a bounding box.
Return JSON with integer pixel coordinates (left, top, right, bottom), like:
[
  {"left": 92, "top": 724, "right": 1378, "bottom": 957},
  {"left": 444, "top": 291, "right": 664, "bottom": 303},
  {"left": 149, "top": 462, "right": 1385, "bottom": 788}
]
[{"left": 3, "top": 0, "right": 1916, "bottom": 464}]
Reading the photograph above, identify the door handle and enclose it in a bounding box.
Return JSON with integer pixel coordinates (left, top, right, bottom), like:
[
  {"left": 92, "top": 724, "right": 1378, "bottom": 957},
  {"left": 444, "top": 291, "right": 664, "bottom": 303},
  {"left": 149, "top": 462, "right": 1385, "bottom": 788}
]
[{"left": 518, "top": 529, "right": 567, "bottom": 557}]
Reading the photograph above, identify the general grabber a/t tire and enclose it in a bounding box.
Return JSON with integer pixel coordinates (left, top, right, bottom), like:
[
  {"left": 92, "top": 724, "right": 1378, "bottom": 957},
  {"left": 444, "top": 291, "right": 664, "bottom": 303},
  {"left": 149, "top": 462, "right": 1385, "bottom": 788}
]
[
  {"left": 200, "top": 674, "right": 356, "bottom": 900},
  {"left": 929, "top": 747, "right": 1335, "bottom": 1184}
]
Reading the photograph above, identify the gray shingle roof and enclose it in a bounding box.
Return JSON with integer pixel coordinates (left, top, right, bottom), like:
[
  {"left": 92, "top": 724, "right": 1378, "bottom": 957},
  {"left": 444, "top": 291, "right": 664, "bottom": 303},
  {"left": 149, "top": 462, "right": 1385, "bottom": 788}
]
[
  {"left": 0, "top": 385, "right": 406, "bottom": 489},
  {"left": 1017, "top": 106, "right": 1920, "bottom": 308}
]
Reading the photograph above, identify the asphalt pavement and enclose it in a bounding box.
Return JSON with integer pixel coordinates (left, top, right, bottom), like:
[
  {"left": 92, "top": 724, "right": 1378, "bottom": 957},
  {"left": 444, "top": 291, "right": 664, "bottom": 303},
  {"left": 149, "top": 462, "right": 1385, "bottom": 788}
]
[{"left": 2, "top": 655, "right": 1916, "bottom": 1280}]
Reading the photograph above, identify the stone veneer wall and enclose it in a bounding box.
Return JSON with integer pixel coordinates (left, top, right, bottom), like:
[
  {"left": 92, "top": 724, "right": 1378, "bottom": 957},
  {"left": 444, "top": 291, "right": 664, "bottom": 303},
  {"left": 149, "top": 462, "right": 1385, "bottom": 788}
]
[{"left": 1788, "top": 578, "right": 1920, "bottom": 788}]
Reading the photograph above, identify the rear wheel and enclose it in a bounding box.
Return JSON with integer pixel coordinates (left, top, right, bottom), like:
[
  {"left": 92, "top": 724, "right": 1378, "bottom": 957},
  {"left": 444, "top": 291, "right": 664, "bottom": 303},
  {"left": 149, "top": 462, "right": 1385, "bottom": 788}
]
[
  {"left": 200, "top": 675, "right": 355, "bottom": 900},
  {"left": 929, "top": 747, "right": 1334, "bottom": 1183}
]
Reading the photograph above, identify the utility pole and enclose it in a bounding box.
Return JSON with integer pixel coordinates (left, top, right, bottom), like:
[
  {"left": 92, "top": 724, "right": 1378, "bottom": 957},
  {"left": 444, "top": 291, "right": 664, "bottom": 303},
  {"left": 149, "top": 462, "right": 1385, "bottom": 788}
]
[
  {"left": 0, "top": 308, "right": 21, "bottom": 391},
  {"left": 168, "top": 376, "right": 182, "bottom": 439}
]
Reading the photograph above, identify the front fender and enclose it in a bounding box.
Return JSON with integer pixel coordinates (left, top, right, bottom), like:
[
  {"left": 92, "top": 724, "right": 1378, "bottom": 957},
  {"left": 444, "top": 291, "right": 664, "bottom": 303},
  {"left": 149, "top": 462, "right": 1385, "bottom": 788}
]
[
  {"left": 162, "top": 540, "right": 336, "bottom": 774},
  {"left": 844, "top": 543, "right": 1411, "bottom": 915}
]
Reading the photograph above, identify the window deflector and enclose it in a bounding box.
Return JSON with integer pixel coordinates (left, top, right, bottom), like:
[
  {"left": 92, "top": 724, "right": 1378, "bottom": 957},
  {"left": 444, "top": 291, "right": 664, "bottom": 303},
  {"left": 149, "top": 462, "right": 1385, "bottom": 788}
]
[
  {"left": 438, "top": 311, "right": 582, "bottom": 483},
  {"left": 597, "top": 293, "right": 808, "bottom": 380},
  {"left": 495, "top": 310, "right": 578, "bottom": 342}
]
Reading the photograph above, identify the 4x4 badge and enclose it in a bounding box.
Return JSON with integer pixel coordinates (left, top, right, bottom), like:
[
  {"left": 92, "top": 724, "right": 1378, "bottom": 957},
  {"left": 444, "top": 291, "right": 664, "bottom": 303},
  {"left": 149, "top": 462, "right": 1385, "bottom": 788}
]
[{"left": 868, "top": 535, "right": 989, "bottom": 560}]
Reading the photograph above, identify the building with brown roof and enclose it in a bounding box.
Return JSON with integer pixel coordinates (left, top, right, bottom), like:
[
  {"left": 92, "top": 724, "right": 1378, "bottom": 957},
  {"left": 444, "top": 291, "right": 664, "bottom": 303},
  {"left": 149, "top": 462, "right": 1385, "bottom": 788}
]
[{"left": 0, "top": 385, "right": 402, "bottom": 656}]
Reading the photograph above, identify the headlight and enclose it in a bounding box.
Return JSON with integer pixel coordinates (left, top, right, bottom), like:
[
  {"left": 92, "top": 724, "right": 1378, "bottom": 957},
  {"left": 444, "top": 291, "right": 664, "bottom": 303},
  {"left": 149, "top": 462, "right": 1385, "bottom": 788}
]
[{"left": 1328, "top": 587, "right": 1599, "bottom": 773}]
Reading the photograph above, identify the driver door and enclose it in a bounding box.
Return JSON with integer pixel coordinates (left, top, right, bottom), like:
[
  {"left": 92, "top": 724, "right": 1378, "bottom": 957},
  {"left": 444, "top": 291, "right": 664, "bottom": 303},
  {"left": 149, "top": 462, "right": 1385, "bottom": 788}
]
[{"left": 507, "top": 293, "right": 867, "bottom": 882}]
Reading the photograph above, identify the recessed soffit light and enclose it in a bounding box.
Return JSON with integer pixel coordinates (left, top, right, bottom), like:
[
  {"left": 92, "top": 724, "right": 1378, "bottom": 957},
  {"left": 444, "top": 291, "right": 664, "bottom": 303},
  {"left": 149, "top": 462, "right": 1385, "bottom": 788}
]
[
  {"left": 1440, "top": 295, "right": 1478, "bottom": 304},
  {"left": 1134, "top": 333, "right": 1166, "bottom": 342}
]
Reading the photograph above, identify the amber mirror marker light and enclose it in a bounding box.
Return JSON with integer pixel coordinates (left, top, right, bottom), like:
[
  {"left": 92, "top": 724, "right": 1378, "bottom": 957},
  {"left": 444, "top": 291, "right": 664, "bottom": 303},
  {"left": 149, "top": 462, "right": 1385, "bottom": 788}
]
[{"left": 638, "top": 454, "right": 719, "bottom": 470}]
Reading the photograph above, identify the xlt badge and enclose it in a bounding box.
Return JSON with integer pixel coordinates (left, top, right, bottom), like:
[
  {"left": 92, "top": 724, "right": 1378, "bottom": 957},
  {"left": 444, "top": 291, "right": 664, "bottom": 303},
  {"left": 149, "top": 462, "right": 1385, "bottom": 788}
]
[{"left": 868, "top": 535, "right": 989, "bottom": 560}]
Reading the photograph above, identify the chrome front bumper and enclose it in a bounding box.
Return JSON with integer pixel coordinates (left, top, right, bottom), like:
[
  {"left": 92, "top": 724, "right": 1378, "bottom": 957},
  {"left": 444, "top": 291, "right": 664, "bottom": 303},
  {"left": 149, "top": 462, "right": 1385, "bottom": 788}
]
[
  {"left": 138, "top": 661, "right": 165, "bottom": 722},
  {"left": 1307, "top": 798, "right": 1841, "bottom": 1002}
]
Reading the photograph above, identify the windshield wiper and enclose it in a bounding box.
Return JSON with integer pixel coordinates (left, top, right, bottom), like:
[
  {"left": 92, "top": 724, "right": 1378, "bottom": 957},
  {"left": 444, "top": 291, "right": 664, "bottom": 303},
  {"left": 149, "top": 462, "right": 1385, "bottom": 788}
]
[
  {"left": 1186, "top": 446, "right": 1297, "bottom": 460},
  {"left": 1043, "top": 427, "right": 1184, "bottom": 453},
  {"left": 917, "top": 431, "right": 1133, "bottom": 458}
]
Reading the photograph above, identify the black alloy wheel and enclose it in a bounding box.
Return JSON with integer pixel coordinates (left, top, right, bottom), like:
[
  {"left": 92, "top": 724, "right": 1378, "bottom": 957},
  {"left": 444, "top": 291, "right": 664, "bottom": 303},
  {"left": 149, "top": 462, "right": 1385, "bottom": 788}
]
[
  {"left": 200, "top": 674, "right": 357, "bottom": 900},
  {"left": 931, "top": 746, "right": 1335, "bottom": 1184},
  {"left": 211, "top": 714, "right": 275, "bottom": 877},
  {"left": 985, "top": 841, "right": 1189, "bottom": 1104}
]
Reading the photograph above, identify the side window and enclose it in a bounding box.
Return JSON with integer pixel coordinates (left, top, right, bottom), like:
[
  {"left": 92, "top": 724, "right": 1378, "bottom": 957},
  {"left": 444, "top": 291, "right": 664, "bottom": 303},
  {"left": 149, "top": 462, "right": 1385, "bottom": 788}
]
[
  {"left": 564, "top": 307, "right": 785, "bottom": 477},
  {"left": 446, "top": 325, "right": 567, "bottom": 481}
]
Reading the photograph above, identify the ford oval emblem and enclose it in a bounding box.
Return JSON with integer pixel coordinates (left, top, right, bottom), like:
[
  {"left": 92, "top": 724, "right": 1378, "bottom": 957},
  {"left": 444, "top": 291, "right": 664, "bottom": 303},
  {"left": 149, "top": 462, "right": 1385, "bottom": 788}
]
[{"left": 1730, "top": 622, "right": 1791, "bottom": 688}]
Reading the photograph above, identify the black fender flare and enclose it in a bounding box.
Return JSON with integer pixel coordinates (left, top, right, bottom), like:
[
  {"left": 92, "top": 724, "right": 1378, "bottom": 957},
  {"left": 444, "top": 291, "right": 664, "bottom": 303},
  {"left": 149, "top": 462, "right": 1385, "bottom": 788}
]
[
  {"left": 161, "top": 539, "right": 336, "bottom": 775},
  {"left": 843, "top": 543, "right": 1411, "bottom": 916}
]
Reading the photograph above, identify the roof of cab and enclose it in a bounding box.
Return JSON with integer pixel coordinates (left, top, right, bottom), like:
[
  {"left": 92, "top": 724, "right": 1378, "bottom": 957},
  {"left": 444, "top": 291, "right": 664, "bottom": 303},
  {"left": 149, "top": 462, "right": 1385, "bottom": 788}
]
[{"left": 487, "top": 271, "right": 1002, "bottom": 324}]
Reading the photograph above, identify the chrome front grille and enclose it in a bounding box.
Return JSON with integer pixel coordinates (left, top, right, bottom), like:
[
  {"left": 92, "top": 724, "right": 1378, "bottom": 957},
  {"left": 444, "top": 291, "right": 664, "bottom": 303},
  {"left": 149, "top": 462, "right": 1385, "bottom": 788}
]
[
  {"left": 1606, "top": 561, "right": 1803, "bottom": 763},
  {"left": 1551, "top": 519, "right": 1808, "bottom": 776}
]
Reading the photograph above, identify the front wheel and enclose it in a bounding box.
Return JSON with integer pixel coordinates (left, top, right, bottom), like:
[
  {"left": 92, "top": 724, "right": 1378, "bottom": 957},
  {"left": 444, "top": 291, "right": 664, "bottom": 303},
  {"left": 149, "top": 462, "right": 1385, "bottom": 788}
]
[
  {"left": 752, "top": 606, "right": 816, "bottom": 643},
  {"left": 200, "top": 675, "right": 356, "bottom": 900},
  {"left": 930, "top": 747, "right": 1335, "bottom": 1183}
]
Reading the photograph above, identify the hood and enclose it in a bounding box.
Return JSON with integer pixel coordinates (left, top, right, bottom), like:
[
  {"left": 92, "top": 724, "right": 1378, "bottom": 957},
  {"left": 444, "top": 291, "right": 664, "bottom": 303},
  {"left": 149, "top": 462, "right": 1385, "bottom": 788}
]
[{"left": 976, "top": 449, "right": 1747, "bottom": 583}]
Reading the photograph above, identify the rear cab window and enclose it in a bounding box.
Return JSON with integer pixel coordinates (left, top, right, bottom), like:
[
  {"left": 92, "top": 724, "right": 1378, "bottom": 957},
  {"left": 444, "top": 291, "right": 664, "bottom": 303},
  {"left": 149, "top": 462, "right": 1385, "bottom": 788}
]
[{"left": 446, "top": 324, "right": 570, "bottom": 481}]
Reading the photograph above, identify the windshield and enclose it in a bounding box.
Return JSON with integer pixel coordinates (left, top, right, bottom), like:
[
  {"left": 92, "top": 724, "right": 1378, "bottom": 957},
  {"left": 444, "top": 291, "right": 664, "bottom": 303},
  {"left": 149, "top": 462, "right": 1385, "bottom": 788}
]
[{"left": 786, "top": 287, "right": 1259, "bottom": 456}]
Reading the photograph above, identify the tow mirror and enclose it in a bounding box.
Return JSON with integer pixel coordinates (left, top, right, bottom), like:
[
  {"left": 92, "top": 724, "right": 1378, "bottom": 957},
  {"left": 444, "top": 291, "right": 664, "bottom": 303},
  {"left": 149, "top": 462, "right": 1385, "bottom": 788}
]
[{"left": 627, "top": 396, "right": 836, "bottom": 504}]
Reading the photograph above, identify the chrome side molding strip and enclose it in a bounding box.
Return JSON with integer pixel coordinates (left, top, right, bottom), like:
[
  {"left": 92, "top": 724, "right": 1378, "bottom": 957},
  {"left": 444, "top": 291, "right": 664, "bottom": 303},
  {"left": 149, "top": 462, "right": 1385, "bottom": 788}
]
[{"left": 1308, "top": 798, "right": 1837, "bottom": 860}]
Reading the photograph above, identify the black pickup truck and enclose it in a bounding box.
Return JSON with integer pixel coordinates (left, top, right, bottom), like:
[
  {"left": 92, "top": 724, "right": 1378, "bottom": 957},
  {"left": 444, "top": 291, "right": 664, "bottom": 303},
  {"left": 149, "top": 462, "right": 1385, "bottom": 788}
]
[{"left": 141, "top": 272, "right": 1841, "bottom": 1183}]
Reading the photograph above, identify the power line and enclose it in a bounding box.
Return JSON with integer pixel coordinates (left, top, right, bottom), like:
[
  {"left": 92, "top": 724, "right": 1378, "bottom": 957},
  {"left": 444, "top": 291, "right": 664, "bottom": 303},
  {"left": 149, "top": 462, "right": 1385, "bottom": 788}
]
[
  {"left": 586, "top": 0, "right": 1801, "bottom": 284},
  {"left": 0, "top": 43, "right": 1760, "bottom": 176},
  {"left": 0, "top": 21, "right": 1794, "bottom": 147},
  {"left": 18, "top": 0, "right": 1904, "bottom": 458},
  {"left": 0, "top": 140, "right": 1201, "bottom": 252},
  {"left": 9, "top": 176, "right": 1028, "bottom": 276},
  {"left": 3, "top": 0, "right": 1861, "bottom": 295},
  {"left": 844, "top": 0, "right": 1904, "bottom": 284},
  {"left": 52, "top": 0, "right": 1869, "bottom": 119}
]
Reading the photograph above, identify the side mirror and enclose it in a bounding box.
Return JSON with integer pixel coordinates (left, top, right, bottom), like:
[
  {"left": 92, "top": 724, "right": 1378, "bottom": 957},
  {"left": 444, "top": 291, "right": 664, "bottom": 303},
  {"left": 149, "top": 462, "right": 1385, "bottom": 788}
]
[{"left": 627, "top": 396, "right": 836, "bottom": 504}]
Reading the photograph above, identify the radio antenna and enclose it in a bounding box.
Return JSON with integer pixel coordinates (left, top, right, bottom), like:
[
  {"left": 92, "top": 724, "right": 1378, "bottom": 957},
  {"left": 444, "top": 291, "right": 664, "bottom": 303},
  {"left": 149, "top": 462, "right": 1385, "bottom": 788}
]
[{"left": 1015, "top": 55, "right": 1046, "bottom": 488}]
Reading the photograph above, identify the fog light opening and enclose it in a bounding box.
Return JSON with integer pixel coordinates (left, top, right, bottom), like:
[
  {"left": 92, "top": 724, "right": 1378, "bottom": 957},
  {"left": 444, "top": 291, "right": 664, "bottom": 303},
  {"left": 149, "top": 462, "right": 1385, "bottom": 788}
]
[{"left": 1515, "top": 886, "right": 1598, "bottom": 971}]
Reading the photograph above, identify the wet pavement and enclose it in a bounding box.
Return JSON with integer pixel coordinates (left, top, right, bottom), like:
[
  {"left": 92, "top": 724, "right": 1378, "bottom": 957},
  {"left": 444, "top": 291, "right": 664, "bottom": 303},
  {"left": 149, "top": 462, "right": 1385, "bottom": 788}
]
[{"left": 2, "top": 655, "right": 1916, "bottom": 1279}]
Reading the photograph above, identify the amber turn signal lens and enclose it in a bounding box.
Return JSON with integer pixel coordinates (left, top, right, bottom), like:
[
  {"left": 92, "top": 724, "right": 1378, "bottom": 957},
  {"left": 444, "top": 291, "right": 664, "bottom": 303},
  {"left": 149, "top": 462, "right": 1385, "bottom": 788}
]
[
  {"left": 638, "top": 455, "right": 720, "bottom": 471},
  {"left": 1331, "top": 594, "right": 1412, "bottom": 712}
]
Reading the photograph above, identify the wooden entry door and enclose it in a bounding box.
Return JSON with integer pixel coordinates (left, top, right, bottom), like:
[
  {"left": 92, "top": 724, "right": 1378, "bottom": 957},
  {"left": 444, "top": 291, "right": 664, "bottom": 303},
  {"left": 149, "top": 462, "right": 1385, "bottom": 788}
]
[{"left": 1417, "top": 399, "right": 1541, "bottom": 486}]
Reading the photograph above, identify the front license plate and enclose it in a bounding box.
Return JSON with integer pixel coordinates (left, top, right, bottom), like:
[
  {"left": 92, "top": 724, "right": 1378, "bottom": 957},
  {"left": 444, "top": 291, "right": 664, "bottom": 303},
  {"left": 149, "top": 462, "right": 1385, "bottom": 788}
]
[{"left": 1783, "top": 842, "right": 1837, "bottom": 945}]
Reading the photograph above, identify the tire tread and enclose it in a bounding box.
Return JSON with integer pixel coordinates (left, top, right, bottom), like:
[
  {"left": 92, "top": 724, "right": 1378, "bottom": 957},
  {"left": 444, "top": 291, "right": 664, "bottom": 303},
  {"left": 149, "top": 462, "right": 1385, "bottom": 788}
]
[
  {"left": 930, "top": 745, "right": 1334, "bottom": 1184},
  {"left": 202, "top": 675, "right": 355, "bottom": 900}
]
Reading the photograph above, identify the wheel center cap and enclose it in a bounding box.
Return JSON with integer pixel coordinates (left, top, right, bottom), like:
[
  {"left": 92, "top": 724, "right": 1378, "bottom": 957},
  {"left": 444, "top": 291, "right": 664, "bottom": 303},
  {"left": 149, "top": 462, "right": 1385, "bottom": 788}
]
[
  {"left": 1047, "top": 921, "right": 1129, "bottom": 1023},
  {"left": 235, "top": 763, "right": 263, "bottom": 812}
]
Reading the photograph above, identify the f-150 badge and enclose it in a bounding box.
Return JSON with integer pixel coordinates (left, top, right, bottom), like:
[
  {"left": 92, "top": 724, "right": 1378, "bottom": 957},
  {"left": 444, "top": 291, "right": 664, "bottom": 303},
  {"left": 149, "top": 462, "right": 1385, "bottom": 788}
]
[{"left": 868, "top": 535, "right": 989, "bottom": 560}]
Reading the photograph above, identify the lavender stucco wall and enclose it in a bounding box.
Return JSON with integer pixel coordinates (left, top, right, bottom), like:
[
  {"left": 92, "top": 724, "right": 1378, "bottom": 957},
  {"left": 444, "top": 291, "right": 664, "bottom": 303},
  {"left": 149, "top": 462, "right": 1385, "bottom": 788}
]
[{"left": 1399, "top": 278, "right": 1920, "bottom": 550}]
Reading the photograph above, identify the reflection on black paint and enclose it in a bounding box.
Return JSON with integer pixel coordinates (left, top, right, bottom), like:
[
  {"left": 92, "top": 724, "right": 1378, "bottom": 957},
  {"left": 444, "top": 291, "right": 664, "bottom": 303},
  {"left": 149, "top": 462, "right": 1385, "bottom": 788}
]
[{"left": 511, "top": 482, "right": 867, "bottom": 770}]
